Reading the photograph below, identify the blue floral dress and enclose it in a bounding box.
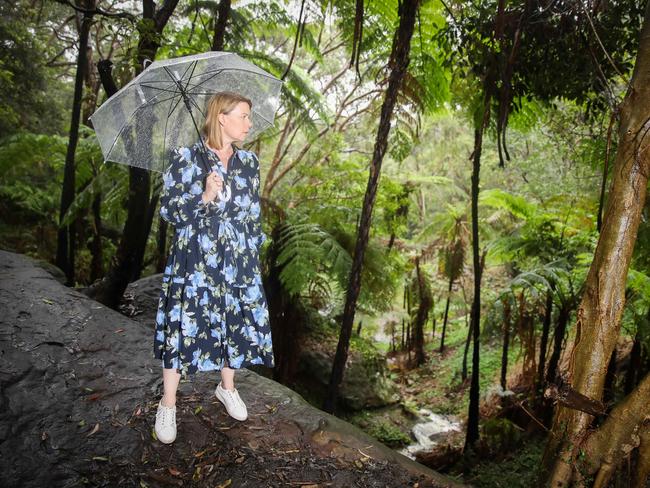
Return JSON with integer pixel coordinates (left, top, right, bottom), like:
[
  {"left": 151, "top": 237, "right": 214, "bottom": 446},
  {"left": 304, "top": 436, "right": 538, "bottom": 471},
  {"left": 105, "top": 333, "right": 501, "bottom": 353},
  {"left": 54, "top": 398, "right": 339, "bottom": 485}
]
[{"left": 153, "top": 140, "right": 275, "bottom": 379}]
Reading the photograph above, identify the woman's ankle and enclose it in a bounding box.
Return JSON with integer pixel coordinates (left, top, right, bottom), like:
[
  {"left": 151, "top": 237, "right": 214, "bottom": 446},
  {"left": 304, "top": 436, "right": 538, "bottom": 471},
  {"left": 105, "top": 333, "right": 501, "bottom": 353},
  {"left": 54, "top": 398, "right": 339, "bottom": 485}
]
[{"left": 161, "top": 396, "right": 176, "bottom": 407}]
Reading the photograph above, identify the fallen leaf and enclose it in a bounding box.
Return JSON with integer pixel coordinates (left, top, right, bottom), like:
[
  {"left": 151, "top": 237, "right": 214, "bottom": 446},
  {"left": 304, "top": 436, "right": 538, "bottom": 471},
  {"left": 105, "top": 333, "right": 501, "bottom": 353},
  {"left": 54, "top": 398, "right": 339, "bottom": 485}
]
[
  {"left": 168, "top": 467, "right": 181, "bottom": 476},
  {"left": 235, "top": 456, "right": 245, "bottom": 464},
  {"left": 87, "top": 423, "right": 100, "bottom": 436},
  {"left": 194, "top": 405, "right": 203, "bottom": 415},
  {"left": 87, "top": 393, "right": 102, "bottom": 401},
  {"left": 215, "top": 480, "right": 232, "bottom": 488},
  {"left": 114, "top": 328, "right": 125, "bottom": 333},
  {"left": 41, "top": 298, "right": 53, "bottom": 304},
  {"left": 92, "top": 456, "right": 108, "bottom": 462}
]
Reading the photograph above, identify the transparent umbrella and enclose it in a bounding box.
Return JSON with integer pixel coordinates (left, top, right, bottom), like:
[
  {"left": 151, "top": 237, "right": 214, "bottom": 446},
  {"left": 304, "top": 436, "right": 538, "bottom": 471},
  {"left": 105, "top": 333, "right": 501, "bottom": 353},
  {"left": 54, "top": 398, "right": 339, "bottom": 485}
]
[{"left": 89, "top": 51, "right": 283, "bottom": 179}]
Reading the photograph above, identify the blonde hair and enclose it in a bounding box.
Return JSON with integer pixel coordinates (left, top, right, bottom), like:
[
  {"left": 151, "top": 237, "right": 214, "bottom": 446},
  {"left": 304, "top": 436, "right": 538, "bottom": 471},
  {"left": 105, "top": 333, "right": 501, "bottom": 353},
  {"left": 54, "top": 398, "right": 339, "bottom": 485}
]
[{"left": 202, "top": 91, "right": 253, "bottom": 150}]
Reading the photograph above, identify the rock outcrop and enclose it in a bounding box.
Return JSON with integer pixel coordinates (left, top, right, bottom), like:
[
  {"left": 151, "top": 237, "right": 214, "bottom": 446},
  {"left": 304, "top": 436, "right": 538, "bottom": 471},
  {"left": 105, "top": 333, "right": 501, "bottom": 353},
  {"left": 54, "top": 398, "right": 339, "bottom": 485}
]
[
  {"left": 0, "top": 250, "right": 464, "bottom": 487},
  {"left": 126, "top": 273, "right": 401, "bottom": 411}
]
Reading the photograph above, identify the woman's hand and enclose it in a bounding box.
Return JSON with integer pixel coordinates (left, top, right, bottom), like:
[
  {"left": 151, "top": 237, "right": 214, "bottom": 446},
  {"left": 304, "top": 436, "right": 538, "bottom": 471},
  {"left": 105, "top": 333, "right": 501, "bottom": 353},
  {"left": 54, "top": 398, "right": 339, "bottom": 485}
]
[{"left": 202, "top": 172, "right": 224, "bottom": 204}]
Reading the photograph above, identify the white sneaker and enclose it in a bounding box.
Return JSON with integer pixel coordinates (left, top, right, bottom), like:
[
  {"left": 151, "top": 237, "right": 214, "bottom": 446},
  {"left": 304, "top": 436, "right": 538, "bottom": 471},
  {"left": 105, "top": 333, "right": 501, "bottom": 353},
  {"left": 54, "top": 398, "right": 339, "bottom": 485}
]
[
  {"left": 155, "top": 399, "right": 177, "bottom": 444},
  {"left": 215, "top": 381, "right": 248, "bottom": 421}
]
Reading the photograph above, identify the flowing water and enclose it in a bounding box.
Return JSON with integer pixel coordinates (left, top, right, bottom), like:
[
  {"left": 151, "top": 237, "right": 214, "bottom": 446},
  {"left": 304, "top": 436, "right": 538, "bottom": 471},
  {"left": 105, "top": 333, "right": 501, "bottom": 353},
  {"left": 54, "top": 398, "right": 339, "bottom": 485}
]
[{"left": 398, "top": 408, "right": 462, "bottom": 460}]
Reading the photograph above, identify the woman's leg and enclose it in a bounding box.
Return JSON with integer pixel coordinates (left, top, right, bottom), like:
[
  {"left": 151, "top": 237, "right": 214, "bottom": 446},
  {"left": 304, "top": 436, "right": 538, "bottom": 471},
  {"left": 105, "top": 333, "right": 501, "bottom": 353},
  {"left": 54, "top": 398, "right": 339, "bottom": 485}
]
[
  {"left": 221, "top": 366, "right": 235, "bottom": 390},
  {"left": 161, "top": 367, "right": 181, "bottom": 407}
]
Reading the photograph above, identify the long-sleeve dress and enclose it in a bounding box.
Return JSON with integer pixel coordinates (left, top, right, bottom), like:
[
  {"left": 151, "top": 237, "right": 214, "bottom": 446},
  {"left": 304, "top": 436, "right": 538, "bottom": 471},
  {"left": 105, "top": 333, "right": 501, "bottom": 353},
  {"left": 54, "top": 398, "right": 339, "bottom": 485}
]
[{"left": 153, "top": 140, "right": 275, "bottom": 379}]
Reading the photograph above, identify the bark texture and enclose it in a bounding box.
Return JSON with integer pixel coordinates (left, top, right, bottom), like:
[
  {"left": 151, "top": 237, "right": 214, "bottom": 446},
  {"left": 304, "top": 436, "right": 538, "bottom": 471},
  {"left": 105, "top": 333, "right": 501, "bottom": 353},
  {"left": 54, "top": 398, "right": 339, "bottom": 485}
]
[{"left": 540, "top": 3, "right": 650, "bottom": 484}]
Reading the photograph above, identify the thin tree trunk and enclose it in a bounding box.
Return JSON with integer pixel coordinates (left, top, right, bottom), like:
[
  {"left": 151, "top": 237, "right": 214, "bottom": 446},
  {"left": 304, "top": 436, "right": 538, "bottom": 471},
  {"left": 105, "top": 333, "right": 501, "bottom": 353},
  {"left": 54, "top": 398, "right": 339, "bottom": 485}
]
[
  {"left": 439, "top": 275, "right": 453, "bottom": 352},
  {"left": 465, "top": 94, "right": 491, "bottom": 449},
  {"left": 156, "top": 218, "right": 168, "bottom": 273},
  {"left": 625, "top": 330, "right": 643, "bottom": 394},
  {"left": 211, "top": 0, "right": 231, "bottom": 51},
  {"left": 414, "top": 256, "right": 430, "bottom": 366},
  {"left": 461, "top": 316, "right": 472, "bottom": 381},
  {"left": 322, "top": 0, "right": 420, "bottom": 414},
  {"left": 537, "top": 289, "right": 553, "bottom": 392},
  {"left": 56, "top": 2, "right": 95, "bottom": 285},
  {"left": 545, "top": 300, "right": 570, "bottom": 386},
  {"left": 501, "top": 296, "right": 511, "bottom": 390},
  {"left": 266, "top": 224, "right": 302, "bottom": 385},
  {"left": 89, "top": 192, "right": 103, "bottom": 281},
  {"left": 540, "top": 3, "right": 650, "bottom": 484}
]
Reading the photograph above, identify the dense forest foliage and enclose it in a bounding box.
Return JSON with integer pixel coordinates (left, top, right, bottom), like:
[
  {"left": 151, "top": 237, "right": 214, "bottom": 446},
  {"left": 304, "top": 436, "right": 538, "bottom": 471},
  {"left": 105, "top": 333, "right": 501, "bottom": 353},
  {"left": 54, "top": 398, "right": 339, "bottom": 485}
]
[{"left": 1, "top": 0, "right": 649, "bottom": 486}]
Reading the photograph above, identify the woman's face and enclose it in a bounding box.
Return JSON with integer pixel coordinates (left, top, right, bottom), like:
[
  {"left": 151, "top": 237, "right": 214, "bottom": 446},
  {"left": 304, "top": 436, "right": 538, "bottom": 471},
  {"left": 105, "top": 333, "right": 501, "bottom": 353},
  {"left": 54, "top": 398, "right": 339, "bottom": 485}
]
[{"left": 218, "top": 101, "right": 253, "bottom": 144}]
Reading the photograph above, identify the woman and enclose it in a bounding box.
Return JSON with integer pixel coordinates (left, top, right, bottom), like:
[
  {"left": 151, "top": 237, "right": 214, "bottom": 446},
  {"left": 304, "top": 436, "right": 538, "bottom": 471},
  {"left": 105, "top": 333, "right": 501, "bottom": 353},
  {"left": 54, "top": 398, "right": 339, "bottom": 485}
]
[{"left": 152, "top": 91, "right": 275, "bottom": 444}]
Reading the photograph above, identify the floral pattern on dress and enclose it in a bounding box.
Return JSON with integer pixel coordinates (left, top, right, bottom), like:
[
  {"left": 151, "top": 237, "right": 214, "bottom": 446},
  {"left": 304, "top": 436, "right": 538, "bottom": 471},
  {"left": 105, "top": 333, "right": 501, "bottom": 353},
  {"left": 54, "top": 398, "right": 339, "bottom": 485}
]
[{"left": 153, "top": 140, "right": 274, "bottom": 379}]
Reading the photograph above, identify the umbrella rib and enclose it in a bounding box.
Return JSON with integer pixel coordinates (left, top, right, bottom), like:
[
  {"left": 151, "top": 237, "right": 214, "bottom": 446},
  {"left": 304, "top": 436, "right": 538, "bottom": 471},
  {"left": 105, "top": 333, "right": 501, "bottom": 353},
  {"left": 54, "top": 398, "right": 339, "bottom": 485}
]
[
  {"left": 160, "top": 70, "right": 185, "bottom": 169},
  {"left": 159, "top": 61, "right": 199, "bottom": 167},
  {"left": 101, "top": 60, "right": 282, "bottom": 165},
  {"left": 103, "top": 84, "right": 188, "bottom": 165}
]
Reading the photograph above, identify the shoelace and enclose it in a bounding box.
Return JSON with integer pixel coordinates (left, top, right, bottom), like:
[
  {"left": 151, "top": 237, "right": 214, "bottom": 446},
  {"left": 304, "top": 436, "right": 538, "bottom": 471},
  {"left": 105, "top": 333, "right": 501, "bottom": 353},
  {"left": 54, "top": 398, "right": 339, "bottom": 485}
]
[
  {"left": 222, "top": 386, "right": 245, "bottom": 408},
  {"left": 158, "top": 403, "right": 176, "bottom": 425}
]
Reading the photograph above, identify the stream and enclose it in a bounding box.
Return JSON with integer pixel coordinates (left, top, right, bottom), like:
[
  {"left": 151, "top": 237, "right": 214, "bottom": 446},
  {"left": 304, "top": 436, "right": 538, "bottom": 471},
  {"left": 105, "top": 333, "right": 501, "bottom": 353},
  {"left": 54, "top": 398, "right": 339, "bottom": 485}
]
[{"left": 398, "top": 408, "right": 462, "bottom": 460}]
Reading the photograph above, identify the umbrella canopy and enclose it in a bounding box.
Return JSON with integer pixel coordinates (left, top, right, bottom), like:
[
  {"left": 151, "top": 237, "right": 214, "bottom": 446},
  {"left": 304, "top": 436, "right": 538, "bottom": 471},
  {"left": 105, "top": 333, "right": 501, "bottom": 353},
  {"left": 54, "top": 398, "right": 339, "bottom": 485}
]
[{"left": 89, "top": 51, "right": 283, "bottom": 174}]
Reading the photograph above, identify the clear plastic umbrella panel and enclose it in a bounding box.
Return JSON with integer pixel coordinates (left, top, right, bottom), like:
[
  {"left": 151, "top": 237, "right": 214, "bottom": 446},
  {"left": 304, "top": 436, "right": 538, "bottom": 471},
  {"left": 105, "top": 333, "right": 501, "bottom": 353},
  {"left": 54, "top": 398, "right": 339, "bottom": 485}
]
[{"left": 89, "top": 51, "right": 283, "bottom": 175}]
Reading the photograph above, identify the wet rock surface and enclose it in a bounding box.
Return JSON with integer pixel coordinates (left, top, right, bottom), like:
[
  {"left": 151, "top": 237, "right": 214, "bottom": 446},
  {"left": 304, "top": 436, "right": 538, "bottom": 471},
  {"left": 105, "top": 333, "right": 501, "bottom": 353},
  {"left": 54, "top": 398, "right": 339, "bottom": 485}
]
[
  {"left": 125, "top": 274, "right": 401, "bottom": 411},
  {"left": 0, "top": 250, "right": 465, "bottom": 487}
]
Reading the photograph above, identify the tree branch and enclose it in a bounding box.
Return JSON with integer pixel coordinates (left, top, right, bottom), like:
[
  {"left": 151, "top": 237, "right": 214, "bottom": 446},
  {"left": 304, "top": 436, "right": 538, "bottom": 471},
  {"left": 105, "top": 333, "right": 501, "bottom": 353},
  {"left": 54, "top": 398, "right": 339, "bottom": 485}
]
[{"left": 51, "top": 0, "right": 136, "bottom": 20}]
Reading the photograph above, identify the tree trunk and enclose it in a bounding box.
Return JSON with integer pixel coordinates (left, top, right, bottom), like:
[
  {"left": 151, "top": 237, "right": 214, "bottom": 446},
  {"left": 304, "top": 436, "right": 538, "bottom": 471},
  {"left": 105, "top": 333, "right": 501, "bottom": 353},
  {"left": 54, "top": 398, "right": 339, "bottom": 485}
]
[
  {"left": 625, "top": 330, "right": 643, "bottom": 394},
  {"left": 461, "top": 305, "right": 472, "bottom": 380},
  {"left": 602, "top": 348, "right": 618, "bottom": 409},
  {"left": 56, "top": 2, "right": 95, "bottom": 285},
  {"left": 89, "top": 192, "right": 103, "bottom": 281},
  {"left": 84, "top": 0, "right": 179, "bottom": 308},
  {"left": 501, "top": 296, "right": 511, "bottom": 390},
  {"left": 540, "top": 3, "right": 650, "bottom": 484},
  {"left": 465, "top": 95, "right": 491, "bottom": 449},
  {"left": 156, "top": 218, "right": 168, "bottom": 273},
  {"left": 581, "top": 373, "right": 650, "bottom": 486},
  {"left": 545, "top": 300, "right": 571, "bottom": 386},
  {"left": 322, "top": 0, "right": 420, "bottom": 414},
  {"left": 537, "top": 289, "right": 553, "bottom": 392},
  {"left": 266, "top": 224, "right": 302, "bottom": 385},
  {"left": 414, "top": 256, "right": 430, "bottom": 366},
  {"left": 211, "top": 0, "right": 231, "bottom": 51},
  {"left": 440, "top": 275, "right": 453, "bottom": 352},
  {"left": 633, "top": 421, "right": 650, "bottom": 488}
]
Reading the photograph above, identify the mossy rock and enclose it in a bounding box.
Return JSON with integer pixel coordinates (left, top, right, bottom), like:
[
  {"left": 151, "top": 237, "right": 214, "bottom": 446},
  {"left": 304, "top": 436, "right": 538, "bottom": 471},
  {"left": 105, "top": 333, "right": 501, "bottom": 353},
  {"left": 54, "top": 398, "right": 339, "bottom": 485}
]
[{"left": 296, "top": 324, "right": 400, "bottom": 411}]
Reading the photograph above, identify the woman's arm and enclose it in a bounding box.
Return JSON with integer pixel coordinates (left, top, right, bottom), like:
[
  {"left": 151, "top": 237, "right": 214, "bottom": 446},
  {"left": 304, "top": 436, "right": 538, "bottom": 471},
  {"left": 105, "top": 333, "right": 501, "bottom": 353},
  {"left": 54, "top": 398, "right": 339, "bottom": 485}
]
[{"left": 160, "top": 146, "right": 214, "bottom": 229}]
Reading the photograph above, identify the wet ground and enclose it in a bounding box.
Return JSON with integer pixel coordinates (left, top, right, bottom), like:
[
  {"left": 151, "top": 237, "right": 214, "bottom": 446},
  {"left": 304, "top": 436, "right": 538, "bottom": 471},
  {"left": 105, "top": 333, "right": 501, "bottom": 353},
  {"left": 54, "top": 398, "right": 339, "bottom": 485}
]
[{"left": 0, "top": 250, "right": 465, "bottom": 488}]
